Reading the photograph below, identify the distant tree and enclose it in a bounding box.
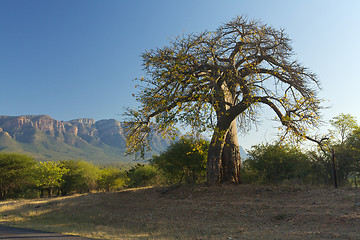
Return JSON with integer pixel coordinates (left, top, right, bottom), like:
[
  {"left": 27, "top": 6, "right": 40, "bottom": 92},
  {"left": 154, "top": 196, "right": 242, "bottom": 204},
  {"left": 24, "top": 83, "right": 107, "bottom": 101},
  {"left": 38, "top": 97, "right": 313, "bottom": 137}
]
[
  {"left": 336, "top": 128, "right": 360, "bottom": 186},
  {"left": 59, "top": 160, "right": 100, "bottom": 195},
  {"left": 127, "top": 164, "right": 157, "bottom": 188},
  {"left": 0, "top": 153, "right": 36, "bottom": 200},
  {"left": 125, "top": 16, "right": 322, "bottom": 185},
  {"left": 329, "top": 113, "right": 358, "bottom": 145},
  {"left": 151, "top": 138, "right": 208, "bottom": 184},
  {"left": 312, "top": 114, "right": 360, "bottom": 187},
  {"left": 97, "top": 167, "right": 128, "bottom": 191},
  {"left": 243, "top": 143, "right": 311, "bottom": 184},
  {"left": 35, "top": 161, "right": 68, "bottom": 197}
]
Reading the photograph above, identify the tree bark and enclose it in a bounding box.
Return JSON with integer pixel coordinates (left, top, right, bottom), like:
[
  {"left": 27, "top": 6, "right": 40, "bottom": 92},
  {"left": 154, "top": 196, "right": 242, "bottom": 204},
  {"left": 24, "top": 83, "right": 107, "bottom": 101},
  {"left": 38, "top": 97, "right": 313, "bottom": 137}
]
[
  {"left": 207, "top": 117, "right": 242, "bottom": 184},
  {"left": 221, "top": 120, "right": 241, "bottom": 183},
  {"left": 207, "top": 131, "right": 225, "bottom": 185},
  {"left": 207, "top": 86, "right": 243, "bottom": 184}
]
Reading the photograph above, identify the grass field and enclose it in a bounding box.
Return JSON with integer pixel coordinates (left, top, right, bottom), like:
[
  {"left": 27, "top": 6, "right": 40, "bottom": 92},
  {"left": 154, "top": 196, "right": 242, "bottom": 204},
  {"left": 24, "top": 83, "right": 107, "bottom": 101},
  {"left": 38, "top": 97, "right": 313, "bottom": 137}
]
[{"left": 0, "top": 184, "right": 360, "bottom": 239}]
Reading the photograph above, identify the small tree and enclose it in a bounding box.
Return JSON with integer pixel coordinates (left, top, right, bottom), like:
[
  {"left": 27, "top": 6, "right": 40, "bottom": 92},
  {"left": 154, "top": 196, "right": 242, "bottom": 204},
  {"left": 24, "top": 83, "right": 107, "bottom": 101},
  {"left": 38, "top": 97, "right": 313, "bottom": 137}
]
[
  {"left": 329, "top": 113, "right": 358, "bottom": 145},
  {"left": 314, "top": 114, "right": 360, "bottom": 187},
  {"left": 338, "top": 128, "right": 360, "bottom": 186},
  {"left": 125, "top": 16, "right": 322, "bottom": 185},
  {"left": 59, "top": 160, "right": 100, "bottom": 195},
  {"left": 0, "top": 153, "right": 36, "bottom": 200},
  {"left": 151, "top": 138, "right": 208, "bottom": 184},
  {"left": 35, "top": 161, "right": 68, "bottom": 197}
]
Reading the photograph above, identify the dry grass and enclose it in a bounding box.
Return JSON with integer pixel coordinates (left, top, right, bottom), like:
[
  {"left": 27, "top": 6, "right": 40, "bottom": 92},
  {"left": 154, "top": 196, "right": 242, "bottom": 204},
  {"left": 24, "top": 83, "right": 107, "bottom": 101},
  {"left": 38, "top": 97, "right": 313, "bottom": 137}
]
[{"left": 0, "top": 184, "right": 360, "bottom": 239}]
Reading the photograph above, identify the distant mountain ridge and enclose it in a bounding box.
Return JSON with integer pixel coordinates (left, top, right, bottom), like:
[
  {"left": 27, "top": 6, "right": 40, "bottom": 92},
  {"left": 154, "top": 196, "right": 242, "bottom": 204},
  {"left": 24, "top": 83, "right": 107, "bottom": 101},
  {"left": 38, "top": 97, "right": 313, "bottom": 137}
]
[
  {"left": 0, "top": 115, "right": 172, "bottom": 164},
  {"left": 0, "top": 115, "right": 248, "bottom": 164}
]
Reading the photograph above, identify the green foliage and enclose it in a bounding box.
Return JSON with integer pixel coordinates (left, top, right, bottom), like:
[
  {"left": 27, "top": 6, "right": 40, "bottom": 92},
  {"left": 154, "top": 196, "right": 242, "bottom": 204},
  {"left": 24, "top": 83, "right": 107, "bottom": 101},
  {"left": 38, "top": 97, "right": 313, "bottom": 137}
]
[
  {"left": 329, "top": 113, "right": 358, "bottom": 145},
  {"left": 332, "top": 127, "right": 360, "bottom": 186},
  {"left": 59, "top": 160, "right": 100, "bottom": 195},
  {"left": 308, "top": 114, "right": 360, "bottom": 187},
  {"left": 126, "top": 164, "right": 157, "bottom": 188},
  {"left": 344, "top": 129, "right": 360, "bottom": 177},
  {"left": 242, "top": 143, "right": 312, "bottom": 184},
  {"left": 306, "top": 151, "right": 334, "bottom": 185},
  {"left": 150, "top": 138, "right": 208, "bottom": 184},
  {"left": 35, "top": 161, "right": 68, "bottom": 197},
  {"left": 97, "top": 167, "right": 128, "bottom": 191},
  {"left": 0, "top": 153, "right": 36, "bottom": 200}
]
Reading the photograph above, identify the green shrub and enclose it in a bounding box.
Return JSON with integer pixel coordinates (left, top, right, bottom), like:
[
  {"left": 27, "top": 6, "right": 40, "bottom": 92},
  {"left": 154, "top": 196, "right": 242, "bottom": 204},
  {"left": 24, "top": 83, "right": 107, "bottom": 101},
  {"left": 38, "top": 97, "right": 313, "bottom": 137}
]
[
  {"left": 150, "top": 138, "right": 208, "bottom": 184},
  {"left": 242, "top": 143, "right": 312, "bottom": 184},
  {"left": 127, "top": 164, "right": 157, "bottom": 188},
  {"left": 98, "top": 167, "right": 128, "bottom": 191}
]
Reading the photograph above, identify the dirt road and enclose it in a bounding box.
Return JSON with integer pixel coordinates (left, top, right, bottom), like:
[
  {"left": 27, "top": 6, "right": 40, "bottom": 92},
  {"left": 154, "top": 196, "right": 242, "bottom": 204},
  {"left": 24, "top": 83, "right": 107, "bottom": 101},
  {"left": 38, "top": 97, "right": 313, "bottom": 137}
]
[{"left": 0, "top": 225, "right": 94, "bottom": 239}]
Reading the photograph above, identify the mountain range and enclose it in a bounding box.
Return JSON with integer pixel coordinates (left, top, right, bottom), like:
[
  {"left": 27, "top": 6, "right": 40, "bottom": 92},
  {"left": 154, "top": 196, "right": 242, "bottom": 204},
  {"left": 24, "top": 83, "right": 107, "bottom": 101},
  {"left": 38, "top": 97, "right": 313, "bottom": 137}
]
[
  {"left": 0, "top": 115, "right": 248, "bottom": 164},
  {"left": 0, "top": 115, "right": 173, "bottom": 164}
]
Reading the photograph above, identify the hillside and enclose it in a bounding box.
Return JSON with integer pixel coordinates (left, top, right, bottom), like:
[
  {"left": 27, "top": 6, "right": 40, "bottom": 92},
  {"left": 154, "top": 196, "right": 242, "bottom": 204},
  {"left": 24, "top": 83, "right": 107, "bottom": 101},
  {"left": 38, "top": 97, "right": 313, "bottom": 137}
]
[
  {"left": 0, "top": 115, "right": 174, "bottom": 164},
  {"left": 0, "top": 185, "right": 359, "bottom": 239}
]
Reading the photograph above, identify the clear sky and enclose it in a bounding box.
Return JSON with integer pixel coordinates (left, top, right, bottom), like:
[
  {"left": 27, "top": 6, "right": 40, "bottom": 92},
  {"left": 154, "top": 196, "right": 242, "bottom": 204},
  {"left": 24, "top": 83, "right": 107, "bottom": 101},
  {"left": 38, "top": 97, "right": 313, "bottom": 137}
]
[{"left": 1, "top": 0, "right": 359, "bottom": 150}]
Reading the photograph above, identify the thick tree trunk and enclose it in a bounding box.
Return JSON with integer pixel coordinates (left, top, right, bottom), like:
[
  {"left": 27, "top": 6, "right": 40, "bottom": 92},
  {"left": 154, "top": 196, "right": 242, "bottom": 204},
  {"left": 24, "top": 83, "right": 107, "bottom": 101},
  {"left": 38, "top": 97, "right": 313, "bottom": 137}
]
[
  {"left": 207, "top": 119, "right": 242, "bottom": 184},
  {"left": 207, "top": 85, "right": 242, "bottom": 184},
  {"left": 0, "top": 189, "right": 5, "bottom": 200},
  {"left": 221, "top": 120, "right": 241, "bottom": 183},
  {"left": 207, "top": 126, "right": 227, "bottom": 185},
  {"left": 0, "top": 186, "right": 4, "bottom": 200}
]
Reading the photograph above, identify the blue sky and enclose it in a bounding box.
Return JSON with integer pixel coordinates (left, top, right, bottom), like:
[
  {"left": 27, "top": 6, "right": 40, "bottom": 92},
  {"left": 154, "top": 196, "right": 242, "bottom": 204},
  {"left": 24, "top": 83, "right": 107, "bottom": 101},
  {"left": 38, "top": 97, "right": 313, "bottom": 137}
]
[{"left": 1, "top": 0, "right": 359, "bottom": 149}]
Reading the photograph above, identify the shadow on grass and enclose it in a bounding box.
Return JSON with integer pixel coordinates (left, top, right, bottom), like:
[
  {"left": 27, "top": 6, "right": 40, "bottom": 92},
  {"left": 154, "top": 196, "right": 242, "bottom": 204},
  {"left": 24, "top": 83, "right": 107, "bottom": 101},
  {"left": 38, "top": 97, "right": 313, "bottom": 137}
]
[
  {"left": 2, "top": 185, "right": 359, "bottom": 240},
  {"left": 0, "top": 189, "right": 166, "bottom": 239},
  {"left": 0, "top": 185, "right": 254, "bottom": 239}
]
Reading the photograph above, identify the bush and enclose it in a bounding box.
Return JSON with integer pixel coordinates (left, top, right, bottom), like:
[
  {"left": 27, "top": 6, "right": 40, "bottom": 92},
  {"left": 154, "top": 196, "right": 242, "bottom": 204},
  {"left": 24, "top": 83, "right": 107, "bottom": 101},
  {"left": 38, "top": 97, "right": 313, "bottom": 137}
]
[
  {"left": 98, "top": 167, "right": 128, "bottom": 191},
  {"left": 150, "top": 138, "right": 208, "bottom": 184},
  {"left": 306, "top": 151, "right": 333, "bottom": 186},
  {"left": 242, "top": 143, "right": 312, "bottom": 184},
  {"left": 127, "top": 164, "right": 157, "bottom": 187}
]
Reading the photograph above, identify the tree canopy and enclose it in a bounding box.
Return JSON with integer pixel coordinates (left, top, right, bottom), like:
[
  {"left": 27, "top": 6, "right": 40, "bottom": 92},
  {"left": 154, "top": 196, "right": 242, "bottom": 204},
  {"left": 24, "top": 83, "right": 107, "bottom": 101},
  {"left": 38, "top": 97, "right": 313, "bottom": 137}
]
[
  {"left": 0, "top": 153, "right": 36, "bottom": 200},
  {"left": 59, "top": 160, "right": 100, "bottom": 195},
  {"left": 125, "top": 16, "right": 322, "bottom": 184},
  {"left": 151, "top": 138, "right": 208, "bottom": 184},
  {"left": 329, "top": 113, "right": 358, "bottom": 145},
  {"left": 35, "top": 161, "right": 68, "bottom": 197}
]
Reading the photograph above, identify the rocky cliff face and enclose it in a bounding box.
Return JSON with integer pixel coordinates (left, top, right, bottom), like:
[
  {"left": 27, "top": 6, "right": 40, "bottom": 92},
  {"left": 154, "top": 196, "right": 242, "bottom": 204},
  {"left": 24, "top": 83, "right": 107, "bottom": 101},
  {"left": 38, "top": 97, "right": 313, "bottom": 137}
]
[
  {"left": 95, "top": 119, "right": 126, "bottom": 148},
  {"left": 0, "top": 115, "right": 177, "bottom": 163},
  {"left": 0, "top": 115, "right": 128, "bottom": 145},
  {"left": 0, "top": 115, "right": 62, "bottom": 142}
]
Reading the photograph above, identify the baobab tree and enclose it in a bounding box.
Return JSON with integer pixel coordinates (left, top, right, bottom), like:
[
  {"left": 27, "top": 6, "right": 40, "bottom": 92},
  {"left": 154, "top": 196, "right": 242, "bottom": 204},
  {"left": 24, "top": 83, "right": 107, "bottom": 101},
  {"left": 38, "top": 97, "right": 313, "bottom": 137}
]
[{"left": 125, "top": 16, "right": 322, "bottom": 185}]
